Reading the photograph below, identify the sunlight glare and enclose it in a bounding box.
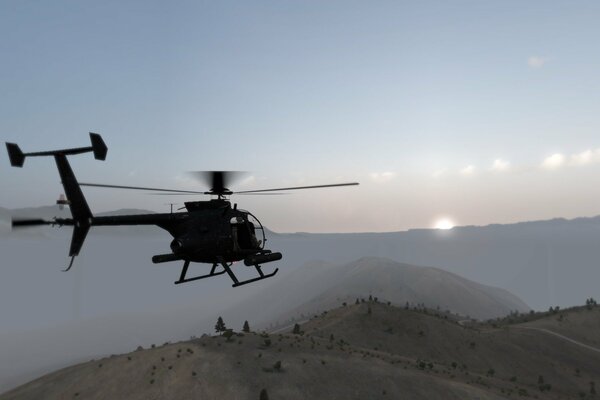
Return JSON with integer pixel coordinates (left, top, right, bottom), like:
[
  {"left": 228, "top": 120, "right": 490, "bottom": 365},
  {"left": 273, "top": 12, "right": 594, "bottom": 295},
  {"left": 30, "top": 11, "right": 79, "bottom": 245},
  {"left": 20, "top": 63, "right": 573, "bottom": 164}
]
[{"left": 434, "top": 218, "right": 455, "bottom": 230}]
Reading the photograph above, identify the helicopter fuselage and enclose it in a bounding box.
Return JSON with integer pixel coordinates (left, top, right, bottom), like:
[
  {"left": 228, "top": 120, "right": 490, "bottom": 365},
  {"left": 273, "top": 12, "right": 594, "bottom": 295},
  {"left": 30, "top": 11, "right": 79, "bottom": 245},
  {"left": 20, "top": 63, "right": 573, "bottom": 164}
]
[{"left": 89, "top": 199, "right": 266, "bottom": 264}]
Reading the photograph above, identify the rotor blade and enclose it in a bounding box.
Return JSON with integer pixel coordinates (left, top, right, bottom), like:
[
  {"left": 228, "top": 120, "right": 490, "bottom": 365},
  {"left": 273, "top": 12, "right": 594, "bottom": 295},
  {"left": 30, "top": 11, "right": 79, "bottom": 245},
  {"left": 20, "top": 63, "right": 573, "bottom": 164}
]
[
  {"left": 146, "top": 192, "right": 289, "bottom": 196},
  {"left": 235, "top": 192, "right": 290, "bottom": 196},
  {"left": 234, "top": 182, "right": 359, "bottom": 194},
  {"left": 12, "top": 218, "right": 53, "bottom": 228},
  {"left": 80, "top": 182, "right": 206, "bottom": 194}
]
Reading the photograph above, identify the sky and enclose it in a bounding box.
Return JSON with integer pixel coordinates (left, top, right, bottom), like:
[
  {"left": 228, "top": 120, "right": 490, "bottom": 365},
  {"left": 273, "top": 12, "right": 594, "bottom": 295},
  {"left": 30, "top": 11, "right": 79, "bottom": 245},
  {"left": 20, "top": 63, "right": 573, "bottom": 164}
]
[{"left": 2, "top": 1, "right": 600, "bottom": 232}]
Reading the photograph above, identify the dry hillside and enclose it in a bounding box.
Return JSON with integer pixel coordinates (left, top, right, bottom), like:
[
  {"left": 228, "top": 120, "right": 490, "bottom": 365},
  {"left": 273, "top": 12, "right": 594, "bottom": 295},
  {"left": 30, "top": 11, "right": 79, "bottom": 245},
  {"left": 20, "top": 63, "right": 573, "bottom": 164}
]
[{"left": 2, "top": 302, "right": 599, "bottom": 400}]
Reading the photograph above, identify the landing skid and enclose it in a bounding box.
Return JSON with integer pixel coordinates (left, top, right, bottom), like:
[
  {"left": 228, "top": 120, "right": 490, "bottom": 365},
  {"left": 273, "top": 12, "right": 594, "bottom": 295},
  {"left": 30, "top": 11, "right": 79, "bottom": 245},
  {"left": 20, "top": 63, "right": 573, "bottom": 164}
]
[
  {"left": 174, "top": 258, "right": 278, "bottom": 287},
  {"left": 173, "top": 260, "right": 227, "bottom": 285}
]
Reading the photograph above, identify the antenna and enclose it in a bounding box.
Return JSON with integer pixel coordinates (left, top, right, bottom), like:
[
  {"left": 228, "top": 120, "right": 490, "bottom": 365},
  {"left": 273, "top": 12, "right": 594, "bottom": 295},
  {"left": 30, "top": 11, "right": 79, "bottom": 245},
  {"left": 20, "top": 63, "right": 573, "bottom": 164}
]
[{"left": 164, "top": 203, "right": 178, "bottom": 214}]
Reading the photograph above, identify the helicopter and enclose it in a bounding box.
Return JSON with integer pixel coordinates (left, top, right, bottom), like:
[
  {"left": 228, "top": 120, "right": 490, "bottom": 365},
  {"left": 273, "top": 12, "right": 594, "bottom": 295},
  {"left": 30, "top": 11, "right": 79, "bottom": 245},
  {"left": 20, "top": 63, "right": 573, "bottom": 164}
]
[{"left": 5, "top": 133, "right": 359, "bottom": 287}]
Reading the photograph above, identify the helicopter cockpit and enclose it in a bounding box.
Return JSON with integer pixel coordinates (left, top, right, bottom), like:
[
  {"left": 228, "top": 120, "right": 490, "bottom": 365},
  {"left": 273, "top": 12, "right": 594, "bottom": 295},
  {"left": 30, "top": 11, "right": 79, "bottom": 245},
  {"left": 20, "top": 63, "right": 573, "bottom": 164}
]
[{"left": 230, "top": 211, "right": 266, "bottom": 252}]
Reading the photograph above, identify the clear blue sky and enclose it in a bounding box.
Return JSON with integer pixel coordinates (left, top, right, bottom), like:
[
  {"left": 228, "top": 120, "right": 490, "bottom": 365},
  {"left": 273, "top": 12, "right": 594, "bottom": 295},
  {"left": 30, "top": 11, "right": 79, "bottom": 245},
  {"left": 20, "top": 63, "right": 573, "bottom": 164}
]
[{"left": 2, "top": 1, "right": 600, "bottom": 232}]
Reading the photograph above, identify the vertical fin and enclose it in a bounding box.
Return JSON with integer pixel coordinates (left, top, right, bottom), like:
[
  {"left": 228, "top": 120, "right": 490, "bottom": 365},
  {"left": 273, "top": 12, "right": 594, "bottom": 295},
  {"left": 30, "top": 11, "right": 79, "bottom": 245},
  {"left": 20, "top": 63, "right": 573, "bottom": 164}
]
[
  {"left": 54, "top": 154, "right": 92, "bottom": 221},
  {"left": 54, "top": 153, "right": 92, "bottom": 260},
  {"left": 69, "top": 224, "right": 90, "bottom": 257}
]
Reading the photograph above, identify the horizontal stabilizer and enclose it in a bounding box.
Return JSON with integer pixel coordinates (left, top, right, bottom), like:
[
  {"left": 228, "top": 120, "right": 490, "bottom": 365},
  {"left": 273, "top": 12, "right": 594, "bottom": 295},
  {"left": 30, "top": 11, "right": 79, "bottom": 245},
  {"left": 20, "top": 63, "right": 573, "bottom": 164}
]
[
  {"left": 6, "top": 143, "right": 25, "bottom": 167},
  {"left": 90, "top": 132, "right": 107, "bottom": 160}
]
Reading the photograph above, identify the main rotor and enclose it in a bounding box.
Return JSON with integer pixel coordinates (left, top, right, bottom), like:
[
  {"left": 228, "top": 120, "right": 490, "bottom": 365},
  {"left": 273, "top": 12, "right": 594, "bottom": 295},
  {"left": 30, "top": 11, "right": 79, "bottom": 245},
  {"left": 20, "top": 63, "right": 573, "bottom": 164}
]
[{"left": 78, "top": 170, "right": 359, "bottom": 199}]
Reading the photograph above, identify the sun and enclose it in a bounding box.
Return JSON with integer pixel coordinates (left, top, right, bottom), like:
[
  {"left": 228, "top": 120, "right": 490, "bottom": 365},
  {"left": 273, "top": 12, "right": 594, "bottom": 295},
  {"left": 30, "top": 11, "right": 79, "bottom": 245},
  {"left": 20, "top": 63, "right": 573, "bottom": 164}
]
[{"left": 434, "top": 218, "right": 455, "bottom": 230}]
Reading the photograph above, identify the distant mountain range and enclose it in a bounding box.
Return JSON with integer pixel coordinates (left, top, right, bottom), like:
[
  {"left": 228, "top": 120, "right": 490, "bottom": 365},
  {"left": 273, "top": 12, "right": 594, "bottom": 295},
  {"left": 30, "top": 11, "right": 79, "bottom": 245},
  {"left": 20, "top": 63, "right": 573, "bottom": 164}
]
[
  {"left": 3, "top": 204, "right": 600, "bottom": 310},
  {"left": 266, "top": 216, "right": 600, "bottom": 311}
]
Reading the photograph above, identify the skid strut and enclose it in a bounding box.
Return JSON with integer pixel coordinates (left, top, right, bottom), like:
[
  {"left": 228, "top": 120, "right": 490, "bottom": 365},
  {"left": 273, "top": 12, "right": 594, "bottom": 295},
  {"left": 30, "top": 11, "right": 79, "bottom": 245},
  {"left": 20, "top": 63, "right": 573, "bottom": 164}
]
[
  {"left": 174, "top": 260, "right": 227, "bottom": 285},
  {"left": 173, "top": 258, "right": 278, "bottom": 286}
]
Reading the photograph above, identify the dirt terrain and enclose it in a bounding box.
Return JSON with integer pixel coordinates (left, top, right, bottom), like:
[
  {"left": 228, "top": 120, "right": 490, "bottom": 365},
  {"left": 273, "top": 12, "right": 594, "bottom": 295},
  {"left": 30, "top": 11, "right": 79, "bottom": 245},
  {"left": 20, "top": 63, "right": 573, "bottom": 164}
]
[{"left": 2, "top": 303, "right": 599, "bottom": 400}]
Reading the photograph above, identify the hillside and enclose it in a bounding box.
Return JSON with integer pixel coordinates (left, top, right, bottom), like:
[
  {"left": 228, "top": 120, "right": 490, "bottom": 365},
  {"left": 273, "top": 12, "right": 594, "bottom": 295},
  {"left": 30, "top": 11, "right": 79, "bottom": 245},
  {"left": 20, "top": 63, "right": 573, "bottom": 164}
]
[
  {"left": 3, "top": 303, "right": 599, "bottom": 400},
  {"left": 0, "top": 256, "right": 528, "bottom": 394},
  {"left": 221, "top": 257, "right": 529, "bottom": 332}
]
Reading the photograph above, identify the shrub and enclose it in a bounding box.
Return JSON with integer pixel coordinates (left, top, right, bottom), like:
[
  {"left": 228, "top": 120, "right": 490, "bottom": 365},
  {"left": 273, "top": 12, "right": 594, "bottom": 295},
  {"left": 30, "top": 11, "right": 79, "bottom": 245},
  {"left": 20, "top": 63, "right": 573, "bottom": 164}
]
[{"left": 223, "top": 329, "right": 234, "bottom": 342}]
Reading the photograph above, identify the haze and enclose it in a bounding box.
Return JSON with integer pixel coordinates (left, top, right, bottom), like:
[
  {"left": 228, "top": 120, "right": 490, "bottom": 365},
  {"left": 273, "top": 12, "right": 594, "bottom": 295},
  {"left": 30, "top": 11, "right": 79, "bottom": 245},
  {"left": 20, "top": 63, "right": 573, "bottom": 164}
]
[{"left": 2, "top": 1, "right": 600, "bottom": 232}]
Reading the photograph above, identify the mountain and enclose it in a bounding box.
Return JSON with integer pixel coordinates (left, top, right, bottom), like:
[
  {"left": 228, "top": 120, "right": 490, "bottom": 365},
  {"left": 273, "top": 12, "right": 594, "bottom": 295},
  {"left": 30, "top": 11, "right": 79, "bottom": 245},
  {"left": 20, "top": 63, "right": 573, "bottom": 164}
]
[
  {"left": 3, "top": 302, "right": 598, "bottom": 400},
  {"left": 219, "top": 257, "right": 529, "bottom": 331},
  {"left": 266, "top": 216, "right": 600, "bottom": 310}
]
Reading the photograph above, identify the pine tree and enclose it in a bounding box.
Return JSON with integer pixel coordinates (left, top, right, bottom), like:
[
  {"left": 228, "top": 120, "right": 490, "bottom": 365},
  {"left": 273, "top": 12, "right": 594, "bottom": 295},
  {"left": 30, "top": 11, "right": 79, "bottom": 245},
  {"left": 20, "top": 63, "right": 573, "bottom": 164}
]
[
  {"left": 292, "top": 323, "right": 301, "bottom": 335},
  {"left": 215, "top": 316, "right": 226, "bottom": 335},
  {"left": 243, "top": 320, "right": 250, "bottom": 333},
  {"left": 259, "top": 388, "right": 269, "bottom": 400}
]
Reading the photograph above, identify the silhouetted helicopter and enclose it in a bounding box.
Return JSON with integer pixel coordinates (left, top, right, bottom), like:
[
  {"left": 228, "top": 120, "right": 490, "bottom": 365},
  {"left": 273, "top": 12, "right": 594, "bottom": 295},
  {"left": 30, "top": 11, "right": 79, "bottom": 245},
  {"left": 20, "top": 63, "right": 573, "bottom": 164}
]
[{"left": 5, "top": 133, "right": 358, "bottom": 287}]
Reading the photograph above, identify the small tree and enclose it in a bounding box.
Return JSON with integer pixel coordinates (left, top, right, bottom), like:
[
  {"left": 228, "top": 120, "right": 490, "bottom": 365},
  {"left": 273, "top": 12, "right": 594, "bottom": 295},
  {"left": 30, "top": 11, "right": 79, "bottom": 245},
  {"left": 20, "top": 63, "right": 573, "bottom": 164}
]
[
  {"left": 223, "top": 329, "right": 234, "bottom": 342},
  {"left": 292, "top": 323, "right": 301, "bottom": 335},
  {"left": 215, "top": 316, "right": 226, "bottom": 335},
  {"left": 586, "top": 298, "right": 597, "bottom": 310},
  {"left": 243, "top": 320, "right": 250, "bottom": 333},
  {"left": 355, "top": 298, "right": 360, "bottom": 305}
]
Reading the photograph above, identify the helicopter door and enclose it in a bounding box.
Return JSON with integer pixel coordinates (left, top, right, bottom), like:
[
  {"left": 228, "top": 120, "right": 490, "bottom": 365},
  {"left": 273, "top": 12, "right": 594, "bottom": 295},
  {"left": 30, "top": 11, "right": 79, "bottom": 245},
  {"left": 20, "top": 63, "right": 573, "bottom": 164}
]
[{"left": 230, "top": 216, "right": 259, "bottom": 250}]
